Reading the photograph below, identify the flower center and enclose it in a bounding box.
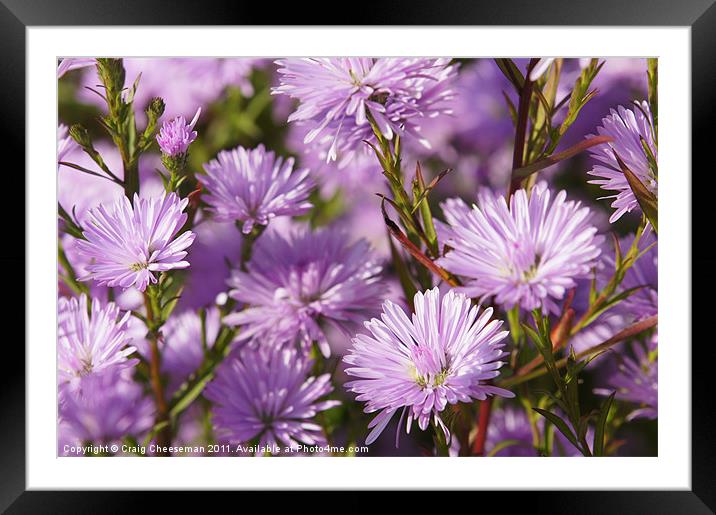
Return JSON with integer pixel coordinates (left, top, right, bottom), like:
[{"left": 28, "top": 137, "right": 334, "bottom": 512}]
[
  {"left": 519, "top": 254, "right": 542, "bottom": 283},
  {"left": 414, "top": 368, "right": 449, "bottom": 389},
  {"left": 129, "top": 262, "right": 149, "bottom": 272},
  {"left": 409, "top": 346, "right": 450, "bottom": 389},
  {"left": 78, "top": 356, "right": 94, "bottom": 375}
]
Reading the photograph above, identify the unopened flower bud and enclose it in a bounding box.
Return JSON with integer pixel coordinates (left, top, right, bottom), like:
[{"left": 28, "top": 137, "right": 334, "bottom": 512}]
[{"left": 148, "top": 97, "right": 166, "bottom": 120}]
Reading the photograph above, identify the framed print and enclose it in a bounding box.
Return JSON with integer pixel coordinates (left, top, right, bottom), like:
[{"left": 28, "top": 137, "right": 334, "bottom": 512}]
[{"left": 2, "top": 0, "right": 714, "bottom": 511}]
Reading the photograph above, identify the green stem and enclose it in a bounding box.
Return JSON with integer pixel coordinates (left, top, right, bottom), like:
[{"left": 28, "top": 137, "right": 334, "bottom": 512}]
[
  {"left": 433, "top": 423, "right": 450, "bottom": 457},
  {"left": 58, "top": 242, "right": 88, "bottom": 295},
  {"left": 239, "top": 224, "right": 265, "bottom": 270}
]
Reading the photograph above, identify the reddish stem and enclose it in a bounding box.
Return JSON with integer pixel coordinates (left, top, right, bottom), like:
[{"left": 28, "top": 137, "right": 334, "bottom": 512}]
[
  {"left": 472, "top": 397, "right": 493, "bottom": 456},
  {"left": 507, "top": 59, "right": 540, "bottom": 199},
  {"left": 144, "top": 293, "right": 171, "bottom": 456}
]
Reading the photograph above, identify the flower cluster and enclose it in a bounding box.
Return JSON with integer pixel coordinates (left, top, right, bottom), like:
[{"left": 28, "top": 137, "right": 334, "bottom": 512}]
[{"left": 57, "top": 56, "right": 658, "bottom": 459}]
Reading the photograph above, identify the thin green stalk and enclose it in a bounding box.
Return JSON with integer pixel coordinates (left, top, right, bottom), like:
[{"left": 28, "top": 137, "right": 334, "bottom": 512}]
[{"left": 58, "top": 242, "right": 88, "bottom": 295}]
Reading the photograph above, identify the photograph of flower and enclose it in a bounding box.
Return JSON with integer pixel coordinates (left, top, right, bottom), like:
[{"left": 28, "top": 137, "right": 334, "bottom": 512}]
[{"left": 57, "top": 57, "right": 657, "bottom": 458}]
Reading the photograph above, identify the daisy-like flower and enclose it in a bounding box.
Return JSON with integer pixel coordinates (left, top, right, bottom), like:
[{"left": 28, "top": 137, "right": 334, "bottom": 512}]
[
  {"left": 76, "top": 192, "right": 196, "bottom": 292},
  {"left": 436, "top": 182, "right": 603, "bottom": 314},
  {"left": 156, "top": 107, "right": 201, "bottom": 157},
  {"left": 588, "top": 101, "right": 658, "bottom": 223},
  {"left": 57, "top": 124, "right": 77, "bottom": 167},
  {"left": 273, "top": 58, "right": 456, "bottom": 165},
  {"left": 344, "top": 287, "right": 513, "bottom": 446},
  {"left": 205, "top": 346, "right": 340, "bottom": 452},
  {"left": 59, "top": 369, "right": 155, "bottom": 444},
  {"left": 595, "top": 337, "right": 658, "bottom": 421},
  {"left": 201, "top": 144, "right": 314, "bottom": 234},
  {"left": 224, "top": 225, "right": 384, "bottom": 357},
  {"left": 58, "top": 294, "right": 136, "bottom": 387}
]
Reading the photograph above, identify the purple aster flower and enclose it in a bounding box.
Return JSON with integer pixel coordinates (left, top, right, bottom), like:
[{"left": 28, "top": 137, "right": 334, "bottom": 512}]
[
  {"left": 595, "top": 338, "right": 657, "bottom": 421},
  {"left": 205, "top": 346, "right": 340, "bottom": 452},
  {"left": 59, "top": 369, "right": 154, "bottom": 444},
  {"left": 201, "top": 144, "right": 314, "bottom": 234},
  {"left": 57, "top": 124, "right": 77, "bottom": 168},
  {"left": 436, "top": 182, "right": 603, "bottom": 314},
  {"left": 588, "top": 101, "right": 657, "bottom": 223},
  {"left": 76, "top": 192, "right": 196, "bottom": 292},
  {"left": 58, "top": 294, "right": 137, "bottom": 388},
  {"left": 57, "top": 57, "right": 95, "bottom": 78},
  {"left": 273, "top": 58, "right": 456, "bottom": 166},
  {"left": 156, "top": 107, "right": 201, "bottom": 157},
  {"left": 224, "top": 225, "right": 384, "bottom": 357},
  {"left": 344, "top": 287, "right": 513, "bottom": 446}
]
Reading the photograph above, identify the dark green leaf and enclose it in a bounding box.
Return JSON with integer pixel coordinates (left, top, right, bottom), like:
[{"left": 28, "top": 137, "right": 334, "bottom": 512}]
[
  {"left": 594, "top": 391, "right": 616, "bottom": 456},
  {"left": 533, "top": 408, "right": 580, "bottom": 451}
]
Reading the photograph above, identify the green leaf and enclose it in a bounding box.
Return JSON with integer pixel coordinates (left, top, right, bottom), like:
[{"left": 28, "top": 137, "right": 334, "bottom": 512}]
[
  {"left": 533, "top": 408, "right": 580, "bottom": 451},
  {"left": 502, "top": 91, "right": 518, "bottom": 125},
  {"left": 579, "top": 286, "right": 644, "bottom": 328},
  {"left": 494, "top": 58, "right": 525, "bottom": 91},
  {"left": 512, "top": 135, "right": 613, "bottom": 180},
  {"left": 169, "top": 371, "right": 215, "bottom": 420},
  {"left": 594, "top": 391, "right": 616, "bottom": 456},
  {"left": 160, "top": 289, "right": 183, "bottom": 321},
  {"left": 556, "top": 60, "right": 603, "bottom": 139},
  {"left": 410, "top": 166, "right": 451, "bottom": 215},
  {"left": 647, "top": 58, "right": 658, "bottom": 140},
  {"left": 486, "top": 439, "right": 532, "bottom": 457}
]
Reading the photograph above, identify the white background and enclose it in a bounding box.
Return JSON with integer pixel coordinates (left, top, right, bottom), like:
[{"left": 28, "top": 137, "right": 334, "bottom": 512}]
[{"left": 28, "top": 27, "right": 690, "bottom": 489}]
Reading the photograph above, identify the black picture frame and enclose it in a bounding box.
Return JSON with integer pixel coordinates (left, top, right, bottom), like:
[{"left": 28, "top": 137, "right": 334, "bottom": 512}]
[{"left": 1, "top": 0, "right": 713, "bottom": 512}]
